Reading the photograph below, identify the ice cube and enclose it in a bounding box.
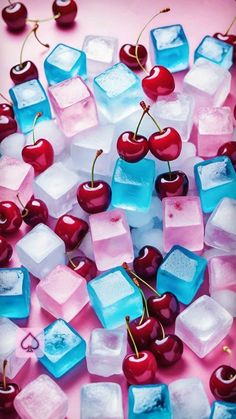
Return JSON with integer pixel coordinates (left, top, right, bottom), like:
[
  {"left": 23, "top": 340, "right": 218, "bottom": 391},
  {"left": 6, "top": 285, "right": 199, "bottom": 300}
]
[
  {"left": 126, "top": 196, "right": 163, "bottom": 228},
  {"left": 181, "top": 156, "right": 204, "bottom": 190},
  {"left": 0, "top": 133, "right": 25, "bottom": 160},
  {"left": 26, "top": 119, "right": 66, "bottom": 156},
  {"left": 9, "top": 79, "right": 52, "bottom": 134},
  {"left": 194, "top": 36, "right": 233, "bottom": 69},
  {"left": 16, "top": 223, "right": 65, "bottom": 279},
  {"left": 82, "top": 35, "right": 118, "bottom": 77},
  {"left": 175, "top": 295, "right": 233, "bottom": 357},
  {"left": 14, "top": 374, "right": 68, "bottom": 419},
  {"left": 169, "top": 377, "right": 211, "bottom": 419},
  {"left": 128, "top": 384, "right": 172, "bottom": 419},
  {"left": 80, "top": 382, "right": 124, "bottom": 419},
  {"left": 0, "top": 266, "right": 30, "bottom": 318},
  {"left": 132, "top": 227, "right": 164, "bottom": 255},
  {"left": 210, "top": 400, "right": 236, "bottom": 418}
]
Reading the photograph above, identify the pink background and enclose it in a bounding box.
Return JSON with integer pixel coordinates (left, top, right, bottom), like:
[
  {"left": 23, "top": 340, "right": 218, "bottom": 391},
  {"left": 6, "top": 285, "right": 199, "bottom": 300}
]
[{"left": 0, "top": 0, "right": 236, "bottom": 418}]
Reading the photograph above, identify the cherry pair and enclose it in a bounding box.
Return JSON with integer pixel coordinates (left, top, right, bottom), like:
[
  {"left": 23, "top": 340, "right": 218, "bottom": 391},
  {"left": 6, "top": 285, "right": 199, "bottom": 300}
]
[{"left": 0, "top": 94, "right": 17, "bottom": 142}]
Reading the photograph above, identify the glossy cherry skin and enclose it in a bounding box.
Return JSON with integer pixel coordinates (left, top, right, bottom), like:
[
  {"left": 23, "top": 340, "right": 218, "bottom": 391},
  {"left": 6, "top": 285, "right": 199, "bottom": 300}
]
[
  {"left": 2, "top": 2, "right": 27, "bottom": 31},
  {"left": 119, "top": 44, "right": 148, "bottom": 70},
  {"left": 155, "top": 171, "right": 189, "bottom": 199},
  {"left": 23, "top": 197, "right": 48, "bottom": 227},
  {"left": 234, "top": 104, "right": 236, "bottom": 120},
  {"left": 149, "top": 127, "right": 182, "bottom": 161},
  {"left": 147, "top": 293, "right": 180, "bottom": 326},
  {"left": 10, "top": 61, "right": 38, "bottom": 85},
  {"left": 149, "top": 334, "right": 183, "bottom": 367},
  {"left": 52, "top": 0, "right": 78, "bottom": 26},
  {"left": 0, "top": 382, "right": 20, "bottom": 412},
  {"left": 217, "top": 141, "right": 236, "bottom": 170},
  {"left": 117, "top": 131, "right": 149, "bottom": 162},
  {"left": 77, "top": 181, "right": 112, "bottom": 214},
  {"left": 0, "top": 103, "right": 14, "bottom": 118},
  {"left": 55, "top": 215, "right": 88, "bottom": 251},
  {"left": 22, "top": 139, "right": 54, "bottom": 174},
  {"left": 128, "top": 317, "right": 163, "bottom": 350},
  {"left": 0, "top": 115, "right": 17, "bottom": 142},
  {"left": 142, "top": 66, "right": 175, "bottom": 101},
  {"left": 133, "top": 245, "right": 163, "bottom": 281},
  {"left": 0, "top": 201, "right": 22, "bottom": 235},
  {"left": 214, "top": 33, "right": 236, "bottom": 61},
  {"left": 68, "top": 255, "right": 97, "bottom": 281},
  {"left": 0, "top": 236, "right": 13, "bottom": 266},
  {"left": 210, "top": 365, "right": 236, "bottom": 402},
  {"left": 122, "top": 351, "right": 157, "bottom": 385}
]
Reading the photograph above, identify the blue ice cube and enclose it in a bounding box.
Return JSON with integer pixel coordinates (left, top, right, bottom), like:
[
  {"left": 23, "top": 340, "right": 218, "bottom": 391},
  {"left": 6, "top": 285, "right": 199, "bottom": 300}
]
[
  {"left": 44, "top": 43, "right": 87, "bottom": 85},
  {"left": 87, "top": 267, "right": 143, "bottom": 329},
  {"left": 150, "top": 24, "right": 189, "bottom": 73},
  {"left": 157, "top": 245, "right": 207, "bottom": 304},
  {"left": 210, "top": 401, "right": 236, "bottom": 418},
  {"left": 36, "top": 319, "right": 86, "bottom": 378},
  {"left": 93, "top": 62, "right": 143, "bottom": 122},
  {"left": 112, "top": 158, "right": 155, "bottom": 212},
  {"left": 128, "top": 384, "right": 172, "bottom": 419},
  {"left": 0, "top": 266, "right": 30, "bottom": 318},
  {"left": 9, "top": 79, "right": 51, "bottom": 134},
  {"left": 194, "top": 156, "right": 236, "bottom": 213},
  {"left": 194, "top": 36, "right": 233, "bottom": 70}
]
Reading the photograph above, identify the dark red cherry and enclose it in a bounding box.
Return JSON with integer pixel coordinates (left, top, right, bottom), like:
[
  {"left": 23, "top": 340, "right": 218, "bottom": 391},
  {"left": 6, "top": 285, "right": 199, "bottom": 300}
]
[
  {"left": 149, "top": 334, "right": 183, "bottom": 367},
  {"left": 77, "top": 181, "right": 111, "bottom": 214},
  {"left": 128, "top": 317, "right": 163, "bottom": 350},
  {"left": 0, "top": 103, "right": 14, "bottom": 118},
  {"left": 52, "top": 0, "right": 78, "bottom": 26},
  {"left": 2, "top": 2, "right": 27, "bottom": 31},
  {"left": 213, "top": 33, "right": 236, "bottom": 61},
  {"left": 117, "top": 131, "right": 149, "bottom": 162},
  {"left": 0, "top": 236, "right": 13, "bottom": 266},
  {"left": 122, "top": 350, "right": 157, "bottom": 385},
  {"left": 22, "top": 196, "right": 48, "bottom": 227},
  {"left": 0, "top": 115, "right": 17, "bottom": 143},
  {"left": 142, "top": 66, "right": 175, "bottom": 101},
  {"left": 55, "top": 215, "right": 88, "bottom": 251},
  {"left": 0, "top": 382, "right": 20, "bottom": 412},
  {"left": 147, "top": 293, "right": 180, "bottom": 326},
  {"left": 155, "top": 170, "right": 189, "bottom": 199},
  {"left": 0, "top": 201, "right": 22, "bottom": 235},
  {"left": 119, "top": 44, "right": 148, "bottom": 70},
  {"left": 210, "top": 365, "right": 236, "bottom": 402},
  {"left": 67, "top": 255, "right": 97, "bottom": 281},
  {"left": 22, "top": 138, "right": 54, "bottom": 174},
  {"left": 10, "top": 61, "right": 38, "bottom": 85},
  {"left": 217, "top": 141, "right": 236, "bottom": 170},
  {"left": 133, "top": 245, "right": 163, "bottom": 280},
  {"left": 149, "top": 127, "right": 182, "bottom": 161}
]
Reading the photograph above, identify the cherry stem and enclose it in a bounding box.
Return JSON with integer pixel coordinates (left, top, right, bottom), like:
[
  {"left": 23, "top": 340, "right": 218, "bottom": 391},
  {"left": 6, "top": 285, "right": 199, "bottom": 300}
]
[
  {"left": 0, "top": 93, "right": 12, "bottom": 106},
  {"left": 91, "top": 150, "right": 103, "bottom": 188},
  {"left": 140, "top": 101, "right": 162, "bottom": 132},
  {"left": 159, "top": 321, "right": 165, "bottom": 339},
  {"left": 132, "top": 277, "right": 149, "bottom": 324},
  {"left": 225, "top": 15, "right": 236, "bottom": 35},
  {"left": 16, "top": 193, "right": 29, "bottom": 218},
  {"left": 32, "top": 112, "right": 42, "bottom": 144},
  {"left": 3, "top": 360, "right": 7, "bottom": 391},
  {"left": 19, "top": 24, "right": 49, "bottom": 69},
  {"left": 8, "top": 0, "right": 13, "bottom": 5},
  {"left": 27, "top": 13, "right": 61, "bottom": 23},
  {"left": 33, "top": 25, "right": 50, "bottom": 49},
  {"left": 66, "top": 252, "right": 77, "bottom": 269},
  {"left": 133, "top": 104, "right": 150, "bottom": 140},
  {"left": 123, "top": 262, "right": 161, "bottom": 296},
  {"left": 134, "top": 7, "right": 171, "bottom": 73},
  {"left": 125, "top": 316, "right": 139, "bottom": 358},
  {"left": 167, "top": 161, "right": 172, "bottom": 180}
]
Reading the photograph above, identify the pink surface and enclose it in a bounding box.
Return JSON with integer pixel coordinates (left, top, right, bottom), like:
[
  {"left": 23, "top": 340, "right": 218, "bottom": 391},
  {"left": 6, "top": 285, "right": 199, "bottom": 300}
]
[{"left": 0, "top": 0, "right": 236, "bottom": 418}]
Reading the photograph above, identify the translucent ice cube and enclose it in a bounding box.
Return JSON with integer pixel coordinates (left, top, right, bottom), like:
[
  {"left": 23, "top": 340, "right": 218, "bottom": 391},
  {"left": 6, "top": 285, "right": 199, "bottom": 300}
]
[
  {"left": 161, "top": 248, "right": 198, "bottom": 281},
  {"left": 195, "top": 36, "right": 233, "bottom": 69},
  {"left": 26, "top": 119, "right": 66, "bottom": 156},
  {"left": 0, "top": 267, "right": 30, "bottom": 318},
  {"left": 129, "top": 384, "right": 172, "bottom": 418},
  {"left": 198, "top": 159, "right": 233, "bottom": 190},
  {"left": 82, "top": 35, "right": 118, "bottom": 77},
  {"left": 0, "top": 133, "right": 25, "bottom": 160},
  {"left": 210, "top": 400, "right": 236, "bottom": 419}
]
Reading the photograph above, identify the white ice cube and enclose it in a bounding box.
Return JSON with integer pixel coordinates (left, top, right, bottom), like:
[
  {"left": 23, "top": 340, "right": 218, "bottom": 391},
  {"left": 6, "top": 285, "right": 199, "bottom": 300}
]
[
  {"left": 82, "top": 35, "right": 118, "bottom": 77},
  {"left": 26, "top": 119, "right": 66, "bottom": 156},
  {"left": 0, "top": 133, "right": 25, "bottom": 160}
]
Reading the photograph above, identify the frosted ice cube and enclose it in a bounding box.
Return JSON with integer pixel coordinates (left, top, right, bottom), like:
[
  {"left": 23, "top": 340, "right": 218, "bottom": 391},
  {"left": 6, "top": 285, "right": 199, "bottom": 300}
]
[
  {"left": 182, "top": 156, "right": 204, "bottom": 191},
  {"left": 129, "top": 384, "right": 172, "bottom": 418},
  {"left": 0, "top": 133, "right": 25, "bottom": 160},
  {"left": 82, "top": 35, "right": 118, "bottom": 77},
  {"left": 195, "top": 36, "right": 233, "bottom": 69},
  {"left": 26, "top": 119, "right": 66, "bottom": 156},
  {"left": 47, "top": 44, "right": 82, "bottom": 70},
  {"left": 0, "top": 269, "right": 23, "bottom": 295},
  {"left": 154, "top": 25, "right": 183, "bottom": 49},
  {"left": 161, "top": 248, "right": 198, "bottom": 281},
  {"left": 197, "top": 159, "right": 233, "bottom": 190},
  {"left": 200, "top": 38, "right": 223, "bottom": 60}
]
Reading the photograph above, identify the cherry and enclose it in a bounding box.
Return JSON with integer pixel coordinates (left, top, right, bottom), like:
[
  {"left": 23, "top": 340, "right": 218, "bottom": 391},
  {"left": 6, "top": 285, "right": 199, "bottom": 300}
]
[
  {"left": 119, "top": 44, "right": 148, "bottom": 70},
  {"left": 0, "top": 360, "right": 20, "bottom": 412},
  {"left": 147, "top": 293, "right": 180, "bottom": 326},
  {"left": 133, "top": 245, "right": 163, "bottom": 281},
  {"left": 17, "top": 194, "right": 48, "bottom": 227},
  {"left": 142, "top": 66, "right": 175, "bottom": 101},
  {"left": 22, "top": 112, "right": 54, "bottom": 173},
  {"left": 2, "top": 2, "right": 27, "bottom": 31},
  {"left": 149, "top": 127, "right": 182, "bottom": 161},
  {"left": 0, "top": 236, "right": 13, "bottom": 266},
  {"left": 68, "top": 254, "right": 97, "bottom": 281},
  {"left": 55, "top": 215, "right": 88, "bottom": 251},
  {"left": 210, "top": 364, "right": 236, "bottom": 403},
  {"left": 149, "top": 334, "right": 183, "bottom": 367},
  {"left": 0, "top": 115, "right": 17, "bottom": 143},
  {"left": 122, "top": 316, "right": 157, "bottom": 385},
  {"left": 155, "top": 170, "right": 189, "bottom": 199},
  {"left": 52, "top": 0, "right": 78, "bottom": 26},
  {"left": 77, "top": 150, "right": 112, "bottom": 214},
  {"left": 234, "top": 104, "right": 236, "bottom": 120},
  {"left": 128, "top": 316, "right": 163, "bottom": 350},
  {"left": 0, "top": 201, "right": 22, "bottom": 235},
  {"left": 217, "top": 141, "right": 236, "bottom": 170},
  {"left": 213, "top": 16, "right": 236, "bottom": 62},
  {"left": 0, "top": 97, "right": 14, "bottom": 118}
]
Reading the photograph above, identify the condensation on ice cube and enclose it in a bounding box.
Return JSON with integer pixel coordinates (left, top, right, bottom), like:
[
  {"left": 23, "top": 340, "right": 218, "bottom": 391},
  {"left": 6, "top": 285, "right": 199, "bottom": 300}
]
[{"left": 161, "top": 249, "right": 198, "bottom": 282}]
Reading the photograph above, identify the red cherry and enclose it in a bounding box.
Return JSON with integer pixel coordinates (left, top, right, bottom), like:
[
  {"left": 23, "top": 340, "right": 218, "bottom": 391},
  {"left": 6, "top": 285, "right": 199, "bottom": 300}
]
[
  {"left": 155, "top": 170, "right": 189, "bottom": 199},
  {"left": 22, "top": 139, "right": 54, "bottom": 173},
  {"left": 0, "top": 236, "right": 13, "bottom": 266},
  {"left": 0, "top": 103, "right": 14, "bottom": 118},
  {"left": 217, "top": 141, "right": 236, "bottom": 170},
  {"left": 149, "top": 127, "right": 182, "bottom": 161},
  {"left": 0, "top": 201, "right": 22, "bottom": 235},
  {"left": 128, "top": 316, "right": 163, "bottom": 350},
  {"left": 149, "top": 334, "right": 183, "bottom": 367},
  {"left": 210, "top": 365, "right": 236, "bottom": 402},
  {"left": 122, "top": 351, "right": 157, "bottom": 385},
  {"left": 119, "top": 44, "right": 148, "bottom": 70},
  {"left": 0, "top": 382, "right": 20, "bottom": 412},
  {"left": 55, "top": 215, "right": 88, "bottom": 251},
  {"left": 2, "top": 2, "right": 27, "bottom": 31},
  {"left": 0, "top": 115, "right": 17, "bottom": 143},
  {"left": 10, "top": 61, "right": 38, "bottom": 85},
  {"left": 52, "top": 0, "right": 78, "bottom": 26},
  {"left": 234, "top": 105, "right": 236, "bottom": 120},
  {"left": 67, "top": 255, "right": 97, "bottom": 281},
  {"left": 21, "top": 196, "right": 48, "bottom": 227},
  {"left": 133, "top": 245, "right": 163, "bottom": 281},
  {"left": 147, "top": 293, "right": 180, "bottom": 326},
  {"left": 117, "top": 131, "right": 149, "bottom": 163},
  {"left": 213, "top": 33, "right": 236, "bottom": 61},
  {"left": 142, "top": 66, "right": 175, "bottom": 101}
]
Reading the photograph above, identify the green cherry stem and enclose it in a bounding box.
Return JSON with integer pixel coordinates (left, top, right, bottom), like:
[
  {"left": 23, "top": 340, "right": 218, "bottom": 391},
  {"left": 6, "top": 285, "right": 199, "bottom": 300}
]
[
  {"left": 125, "top": 316, "right": 139, "bottom": 358},
  {"left": 225, "top": 15, "right": 236, "bottom": 35},
  {"left": 91, "top": 149, "right": 103, "bottom": 188},
  {"left": 32, "top": 112, "right": 42, "bottom": 144},
  {"left": 140, "top": 101, "right": 162, "bottom": 132},
  {"left": 132, "top": 277, "right": 149, "bottom": 324},
  {"left": 133, "top": 105, "right": 150, "bottom": 140},
  {"left": 3, "top": 360, "right": 7, "bottom": 391},
  {"left": 123, "top": 262, "right": 161, "bottom": 296},
  {"left": 0, "top": 93, "right": 12, "bottom": 105},
  {"left": 16, "top": 193, "right": 29, "bottom": 218}
]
